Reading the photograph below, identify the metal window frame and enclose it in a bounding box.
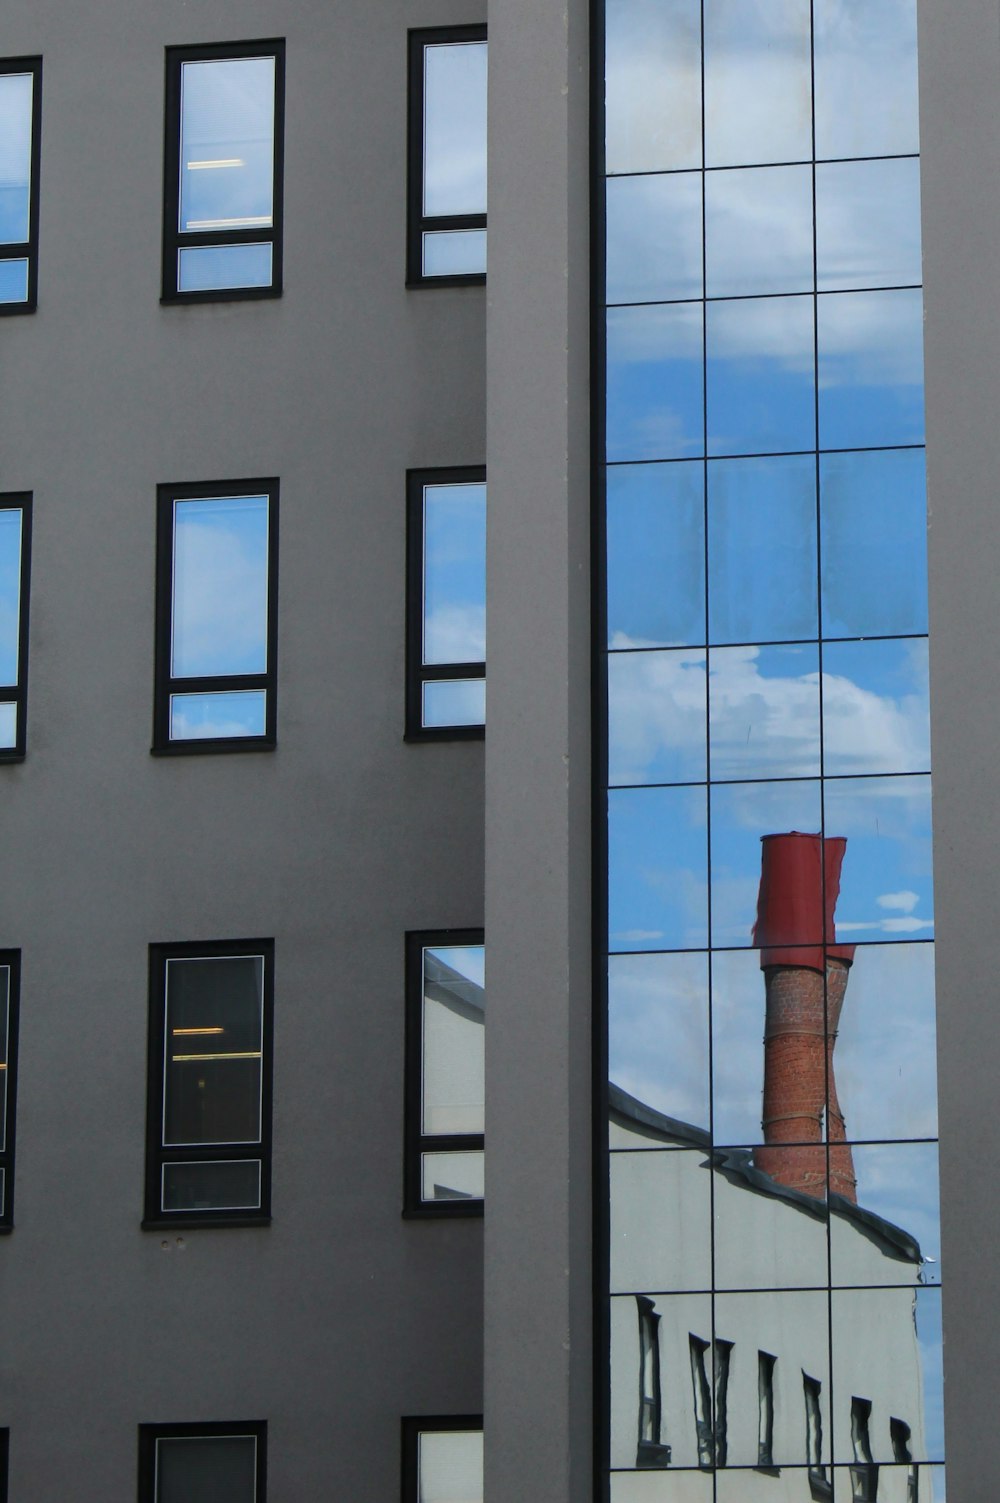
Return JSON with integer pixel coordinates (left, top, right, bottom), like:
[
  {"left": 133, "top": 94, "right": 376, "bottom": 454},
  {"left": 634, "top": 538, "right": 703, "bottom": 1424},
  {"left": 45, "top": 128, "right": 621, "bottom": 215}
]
[
  {"left": 0, "top": 954, "right": 21, "bottom": 1234},
  {"left": 0, "top": 56, "right": 42, "bottom": 316},
  {"left": 403, "top": 928, "right": 485, "bottom": 1218},
  {"left": 635, "top": 1295, "right": 671, "bottom": 1468},
  {"left": 0, "top": 1428, "right": 8, "bottom": 1503},
  {"left": 161, "top": 39, "right": 285, "bottom": 304},
  {"left": 153, "top": 478, "right": 279, "bottom": 755},
  {"left": 143, "top": 939, "right": 274, "bottom": 1229},
  {"left": 138, "top": 1420, "right": 267, "bottom": 1503},
  {"left": 0, "top": 494, "right": 32, "bottom": 763},
  {"left": 406, "top": 25, "right": 487, "bottom": 288},
  {"left": 400, "top": 1415, "right": 483, "bottom": 1503},
  {"left": 405, "top": 467, "right": 486, "bottom": 742}
]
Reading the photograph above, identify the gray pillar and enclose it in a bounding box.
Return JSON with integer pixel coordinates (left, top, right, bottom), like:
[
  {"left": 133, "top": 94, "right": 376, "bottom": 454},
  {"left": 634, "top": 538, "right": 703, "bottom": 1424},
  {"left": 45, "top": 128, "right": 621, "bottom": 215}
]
[
  {"left": 483, "top": 0, "right": 593, "bottom": 1497},
  {"left": 920, "top": 0, "right": 1000, "bottom": 1490}
]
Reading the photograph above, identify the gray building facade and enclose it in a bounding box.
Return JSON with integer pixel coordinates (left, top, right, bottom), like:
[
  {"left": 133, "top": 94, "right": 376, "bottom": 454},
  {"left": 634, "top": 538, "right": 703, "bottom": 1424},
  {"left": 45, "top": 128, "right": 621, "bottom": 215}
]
[{"left": 0, "top": 0, "right": 993, "bottom": 1499}]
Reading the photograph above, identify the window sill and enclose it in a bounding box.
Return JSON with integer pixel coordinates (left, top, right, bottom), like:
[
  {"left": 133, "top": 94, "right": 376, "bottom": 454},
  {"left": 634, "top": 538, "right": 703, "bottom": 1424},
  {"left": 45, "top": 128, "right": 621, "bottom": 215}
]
[
  {"left": 406, "top": 273, "right": 486, "bottom": 290},
  {"left": 150, "top": 739, "right": 276, "bottom": 757},
  {"left": 403, "top": 1201, "right": 484, "bottom": 1221},
  {"left": 142, "top": 1214, "right": 272, "bottom": 1231},
  {"left": 160, "top": 285, "right": 282, "bottom": 306}
]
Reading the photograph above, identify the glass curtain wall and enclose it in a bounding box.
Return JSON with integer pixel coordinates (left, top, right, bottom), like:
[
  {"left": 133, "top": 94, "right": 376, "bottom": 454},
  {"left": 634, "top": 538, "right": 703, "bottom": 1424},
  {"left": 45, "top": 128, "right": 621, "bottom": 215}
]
[{"left": 599, "top": 2, "right": 943, "bottom": 1499}]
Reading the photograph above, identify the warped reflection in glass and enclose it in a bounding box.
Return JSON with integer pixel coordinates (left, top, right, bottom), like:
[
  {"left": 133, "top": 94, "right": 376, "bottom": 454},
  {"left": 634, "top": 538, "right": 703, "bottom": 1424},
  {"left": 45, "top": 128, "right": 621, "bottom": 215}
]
[
  {"left": 713, "top": 1146, "right": 829, "bottom": 1292},
  {"left": 824, "top": 775, "right": 933, "bottom": 944},
  {"left": 609, "top": 952, "right": 709, "bottom": 1134},
  {"left": 831, "top": 1288, "right": 943, "bottom": 1462},
  {"left": 709, "top": 779, "right": 823, "bottom": 948},
  {"left": 835, "top": 942, "right": 937, "bottom": 1142},
  {"left": 708, "top": 454, "right": 817, "bottom": 645},
  {"left": 611, "top": 1149, "right": 711, "bottom": 1294},
  {"left": 709, "top": 644, "right": 821, "bottom": 782},
  {"left": 607, "top": 462, "right": 705, "bottom": 649},
  {"left": 830, "top": 1143, "right": 940, "bottom": 1287},
  {"left": 610, "top": 1293, "right": 712, "bottom": 1469}
]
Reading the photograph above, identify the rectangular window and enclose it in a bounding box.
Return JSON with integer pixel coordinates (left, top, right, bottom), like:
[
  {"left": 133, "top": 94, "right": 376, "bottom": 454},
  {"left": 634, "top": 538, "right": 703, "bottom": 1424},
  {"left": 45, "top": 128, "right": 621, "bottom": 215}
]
[
  {"left": 404, "top": 930, "right": 484, "bottom": 1216},
  {"left": 636, "top": 1296, "right": 670, "bottom": 1467},
  {"left": 689, "top": 1335, "right": 713, "bottom": 1471},
  {"left": 0, "top": 954, "right": 20, "bottom": 1233},
  {"left": 0, "top": 495, "right": 31, "bottom": 761},
  {"left": 144, "top": 941, "right": 273, "bottom": 1227},
  {"left": 154, "top": 480, "right": 278, "bottom": 753},
  {"left": 162, "top": 41, "right": 284, "bottom": 301},
  {"left": 406, "top": 469, "right": 486, "bottom": 739},
  {"left": 850, "top": 1398, "right": 879, "bottom": 1503},
  {"left": 407, "top": 27, "right": 487, "bottom": 284},
  {"left": 804, "top": 1374, "right": 830, "bottom": 1495},
  {"left": 138, "top": 1421, "right": 266, "bottom": 1503},
  {"left": 0, "top": 57, "right": 41, "bottom": 313},
  {"left": 401, "top": 1417, "right": 483, "bottom": 1503},
  {"left": 757, "top": 1351, "right": 776, "bottom": 1470}
]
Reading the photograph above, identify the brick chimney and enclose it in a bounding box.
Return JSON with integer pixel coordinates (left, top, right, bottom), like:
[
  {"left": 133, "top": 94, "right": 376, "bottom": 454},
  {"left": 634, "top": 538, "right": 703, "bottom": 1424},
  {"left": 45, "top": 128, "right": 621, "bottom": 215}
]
[{"left": 751, "top": 832, "right": 857, "bottom": 1203}]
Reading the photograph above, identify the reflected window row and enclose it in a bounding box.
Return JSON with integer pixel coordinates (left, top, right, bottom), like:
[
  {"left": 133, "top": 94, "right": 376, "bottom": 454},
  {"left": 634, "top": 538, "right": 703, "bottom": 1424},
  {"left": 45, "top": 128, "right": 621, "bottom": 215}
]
[
  {"left": 607, "top": 0, "right": 919, "bottom": 176},
  {"left": 609, "top": 1466, "right": 945, "bottom": 1502},
  {"left": 607, "top": 157, "right": 921, "bottom": 306},
  {"left": 608, "top": 451, "right": 928, "bottom": 651},
  {"left": 1, "top": 28, "right": 487, "bottom": 311},
  {"left": 610, "top": 1287, "right": 943, "bottom": 1473},
  {"left": 607, "top": 291, "right": 925, "bottom": 462},
  {"left": 1, "top": 470, "right": 486, "bottom": 761}
]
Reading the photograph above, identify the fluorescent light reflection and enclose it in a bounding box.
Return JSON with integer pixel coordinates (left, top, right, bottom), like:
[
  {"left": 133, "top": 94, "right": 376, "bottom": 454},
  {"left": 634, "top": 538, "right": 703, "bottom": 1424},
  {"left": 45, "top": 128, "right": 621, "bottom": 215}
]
[
  {"left": 171, "top": 1051, "right": 262, "bottom": 1062},
  {"left": 171, "top": 1027, "right": 225, "bottom": 1036},
  {"left": 186, "top": 158, "right": 245, "bottom": 169},
  {"left": 185, "top": 214, "right": 272, "bottom": 230}
]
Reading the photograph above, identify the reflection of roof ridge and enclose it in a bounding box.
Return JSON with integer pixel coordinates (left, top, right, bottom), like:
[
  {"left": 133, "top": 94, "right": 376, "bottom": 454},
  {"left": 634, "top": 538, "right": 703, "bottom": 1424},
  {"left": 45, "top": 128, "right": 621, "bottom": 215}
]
[
  {"left": 610, "top": 1083, "right": 923, "bottom": 1266},
  {"left": 423, "top": 951, "right": 484, "bottom": 1018}
]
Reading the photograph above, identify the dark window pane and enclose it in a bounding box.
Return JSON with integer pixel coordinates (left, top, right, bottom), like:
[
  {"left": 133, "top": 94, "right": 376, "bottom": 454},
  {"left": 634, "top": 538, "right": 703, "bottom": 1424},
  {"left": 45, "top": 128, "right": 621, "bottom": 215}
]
[
  {"left": 156, "top": 1435, "right": 257, "bottom": 1503},
  {"left": 161, "top": 1159, "right": 262, "bottom": 1212},
  {"left": 163, "top": 956, "right": 264, "bottom": 1145}
]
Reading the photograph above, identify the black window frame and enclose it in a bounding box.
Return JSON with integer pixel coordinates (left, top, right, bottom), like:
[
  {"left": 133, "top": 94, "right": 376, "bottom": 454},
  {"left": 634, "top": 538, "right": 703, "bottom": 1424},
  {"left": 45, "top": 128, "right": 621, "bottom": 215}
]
[
  {"left": 401, "top": 1415, "right": 482, "bottom": 1503},
  {"left": 406, "top": 26, "right": 487, "bottom": 288},
  {"left": 0, "top": 1428, "right": 7, "bottom": 1503},
  {"left": 0, "top": 493, "right": 31, "bottom": 763},
  {"left": 153, "top": 478, "right": 279, "bottom": 755},
  {"left": 405, "top": 467, "right": 486, "bottom": 742},
  {"left": 162, "top": 39, "right": 285, "bottom": 304},
  {"left": 143, "top": 939, "right": 274, "bottom": 1230},
  {"left": 0, "top": 56, "right": 42, "bottom": 316},
  {"left": 404, "top": 928, "right": 484, "bottom": 1218},
  {"left": 138, "top": 1420, "right": 267, "bottom": 1503},
  {"left": 0, "top": 952, "right": 20, "bottom": 1234}
]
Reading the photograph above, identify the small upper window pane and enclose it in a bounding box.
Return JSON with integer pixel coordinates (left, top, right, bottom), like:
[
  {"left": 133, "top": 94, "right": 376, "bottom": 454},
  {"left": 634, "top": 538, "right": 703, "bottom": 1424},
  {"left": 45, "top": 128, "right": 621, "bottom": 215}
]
[
  {"left": 0, "top": 73, "right": 33, "bottom": 244},
  {"left": 180, "top": 58, "right": 275, "bottom": 234},
  {"left": 154, "top": 1433, "right": 259, "bottom": 1503},
  {"left": 423, "top": 42, "right": 487, "bottom": 219},
  {"left": 418, "top": 1429, "right": 484, "bottom": 1503},
  {"left": 171, "top": 496, "right": 269, "bottom": 679}
]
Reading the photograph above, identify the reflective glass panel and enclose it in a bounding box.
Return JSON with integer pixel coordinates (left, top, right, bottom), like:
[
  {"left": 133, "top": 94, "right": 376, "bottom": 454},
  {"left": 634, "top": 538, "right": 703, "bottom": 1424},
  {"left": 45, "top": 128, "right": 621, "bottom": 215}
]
[
  {"left": 423, "top": 483, "right": 487, "bottom": 666},
  {"left": 830, "top": 1143, "right": 940, "bottom": 1287},
  {"left": 704, "top": 0, "right": 811, "bottom": 167},
  {"left": 156, "top": 1436, "right": 257, "bottom": 1503},
  {"left": 832, "top": 1468, "right": 944, "bottom": 1503},
  {"left": 706, "top": 296, "right": 815, "bottom": 457},
  {"left": 831, "top": 1289, "right": 943, "bottom": 1463},
  {"left": 422, "top": 944, "right": 485, "bottom": 1135},
  {"left": 822, "top": 638, "right": 930, "bottom": 778},
  {"left": 823, "top": 775, "right": 933, "bottom": 944},
  {"left": 172, "top": 496, "right": 269, "bottom": 678},
  {"left": 0, "top": 73, "right": 32, "bottom": 244},
  {"left": 0, "top": 703, "right": 15, "bottom": 749},
  {"left": 710, "top": 946, "right": 774, "bottom": 1146},
  {"left": 608, "top": 649, "right": 707, "bottom": 787},
  {"left": 0, "top": 969, "right": 7, "bottom": 1153},
  {"left": 0, "top": 259, "right": 28, "bottom": 303},
  {"left": 713, "top": 1149, "right": 829, "bottom": 1289},
  {"left": 418, "top": 1428, "right": 484, "bottom": 1503},
  {"left": 708, "top": 455, "right": 818, "bottom": 645},
  {"left": 709, "top": 644, "right": 821, "bottom": 782},
  {"left": 705, "top": 165, "right": 813, "bottom": 298},
  {"left": 163, "top": 956, "right": 264, "bottom": 1146},
  {"left": 709, "top": 780, "right": 823, "bottom": 948},
  {"left": 610, "top": 1294, "right": 712, "bottom": 1469},
  {"left": 423, "top": 41, "right": 487, "bottom": 217},
  {"left": 606, "top": 172, "right": 702, "bottom": 305},
  {"left": 605, "top": 0, "right": 701, "bottom": 174},
  {"left": 422, "top": 679, "right": 486, "bottom": 728},
  {"left": 814, "top": 0, "right": 919, "bottom": 160},
  {"left": 177, "top": 242, "right": 272, "bottom": 292},
  {"left": 0, "top": 508, "right": 22, "bottom": 686},
  {"left": 422, "top": 228, "right": 487, "bottom": 277},
  {"left": 609, "top": 952, "right": 709, "bottom": 1133},
  {"left": 611, "top": 1475, "right": 713, "bottom": 1503},
  {"left": 169, "top": 690, "right": 267, "bottom": 741},
  {"left": 609, "top": 785, "right": 708, "bottom": 952},
  {"left": 161, "top": 1158, "right": 262, "bottom": 1212},
  {"left": 820, "top": 448, "right": 928, "bottom": 639},
  {"left": 835, "top": 942, "right": 937, "bottom": 1142},
  {"left": 817, "top": 288, "right": 925, "bottom": 450},
  {"left": 607, "top": 303, "right": 704, "bottom": 463},
  {"left": 816, "top": 158, "right": 922, "bottom": 293},
  {"left": 611, "top": 1149, "right": 711, "bottom": 1293},
  {"left": 607, "top": 462, "right": 705, "bottom": 650},
  {"left": 421, "top": 1150, "right": 485, "bottom": 1203},
  {"left": 712, "top": 1292, "right": 830, "bottom": 1468},
  {"left": 179, "top": 58, "right": 275, "bottom": 233}
]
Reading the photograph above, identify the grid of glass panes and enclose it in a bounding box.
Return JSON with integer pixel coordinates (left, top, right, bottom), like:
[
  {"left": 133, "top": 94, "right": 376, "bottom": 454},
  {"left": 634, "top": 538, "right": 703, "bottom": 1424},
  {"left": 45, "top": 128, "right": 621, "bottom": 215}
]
[{"left": 602, "top": 1, "right": 942, "bottom": 1498}]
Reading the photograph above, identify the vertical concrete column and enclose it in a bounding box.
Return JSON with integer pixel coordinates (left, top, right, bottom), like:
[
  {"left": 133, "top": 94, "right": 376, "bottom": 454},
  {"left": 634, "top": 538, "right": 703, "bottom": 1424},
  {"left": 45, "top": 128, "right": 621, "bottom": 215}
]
[
  {"left": 484, "top": 0, "right": 592, "bottom": 1497},
  {"left": 920, "top": 0, "right": 1000, "bottom": 1490}
]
